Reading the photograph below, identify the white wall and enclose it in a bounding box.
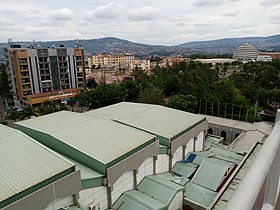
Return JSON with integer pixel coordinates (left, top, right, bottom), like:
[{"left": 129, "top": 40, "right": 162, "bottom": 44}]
[
  {"left": 156, "top": 154, "right": 169, "bottom": 174},
  {"left": 168, "top": 191, "right": 183, "bottom": 210},
  {"left": 172, "top": 146, "right": 183, "bottom": 167},
  {"left": 112, "top": 171, "right": 134, "bottom": 204},
  {"left": 78, "top": 186, "right": 108, "bottom": 210},
  {"left": 186, "top": 138, "right": 194, "bottom": 155},
  {"left": 137, "top": 157, "right": 154, "bottom": 185},
  {"left": 45, "top": 195, "right": 73, "bottom": 210},
  {"left": 195, "top": 131, "right": 204, "bottom": 151}
]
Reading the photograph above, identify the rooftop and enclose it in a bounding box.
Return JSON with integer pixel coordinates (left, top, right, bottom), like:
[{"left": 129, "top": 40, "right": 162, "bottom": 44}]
[
  {"left": 15, "top": 111, "right": 156, "bottom": 174},
  {"left": 85, "top": 102, "right": 205, "bottom": 143},
  {"left": 203, "top": 115, "right": 272, "bottom": 134},
  {"left": 0, "top": 125, "right": 75, "bottom": 208}
]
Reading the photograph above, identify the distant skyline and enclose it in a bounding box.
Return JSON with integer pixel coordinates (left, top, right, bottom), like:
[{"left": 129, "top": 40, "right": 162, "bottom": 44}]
[{"left": 0, "top": 0, "right": 279, "bottom": 45}]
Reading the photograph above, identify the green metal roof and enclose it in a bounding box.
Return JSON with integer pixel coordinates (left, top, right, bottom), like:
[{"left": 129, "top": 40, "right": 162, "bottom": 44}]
[
  {"left": 15, "top": 111, "right": 156, "bottom": 174},
  {"left": 211, "top": 143, "right": 263, "bottom": 209},
  {"left": 62, "top": 156, "right": 104, "bottom": 189},
  {"left": 185, "top": 151, "right": 214, "bottom": 165},
  {"left": 137, "top": 175, "right": 185, "bottom": 206},
  {"left": 113, "top": 174, "right": 185, "bottom": 210},
  {"left": 0, "top": 125, "right": 75, "bottom": 208},
  {"left": 84, "top": 102, "right": 205, "bottom": 144},
  {"left": 184, "top": 182, "right": 218, "bottom": 208},
  {"left": 208, "top": 145, "right": 244, "bottom": 164},
  {"left": 191, "top": 158, "right": 235, "bottom": 191},
  {"left": 113, "top": 190, "right": 166, "bottom": 210},
  {"left": 204, "top": 135, "right": 224, "bottom": 150},
  {"left": 159, "top": 145, "right": 168, "bottom": 154},
  {"left": 172, "top": 162, "right": 198, "bottom": 177}
]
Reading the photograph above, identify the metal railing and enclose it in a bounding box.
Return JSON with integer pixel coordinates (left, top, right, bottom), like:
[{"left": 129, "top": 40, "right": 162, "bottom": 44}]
[{"left": 224, "top": 110, "right": 280, "bottom": 210}]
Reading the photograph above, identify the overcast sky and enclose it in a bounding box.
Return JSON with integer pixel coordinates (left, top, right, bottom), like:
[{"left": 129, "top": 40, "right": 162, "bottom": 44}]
[{"left": 0, "top": 0, "right": 279, "bottom": 45}]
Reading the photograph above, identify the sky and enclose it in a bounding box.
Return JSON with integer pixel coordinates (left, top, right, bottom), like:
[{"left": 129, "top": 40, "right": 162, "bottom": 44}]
[{"left": 0, "top": 0, "right": 279, "bottom": 45}]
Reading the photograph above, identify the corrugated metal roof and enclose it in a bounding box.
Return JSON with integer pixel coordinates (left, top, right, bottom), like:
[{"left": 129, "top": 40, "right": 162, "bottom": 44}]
[
  {"left": 208, "top": 145, "right": 244, "bottom": 164},
  {"left": 184, "top": 182, "right": 218, "bottom": 208},
  {"left": 185, "top": 151, "right": 214, "bottom": 165},
  {"left": 204, "top": 135, "right": 224, "bottom": 150},
  {"left": 211, "top": 143, "right": 262, "bottom": 209},
  {"left": 191, "top": 158, "right": 235, "bottom": 191},
  {"left": 15, "top": 111, "right": 156, "bottom": 166},
  {"left": 84, "top": 102, "right": 205, "bottom": 140},
  {"left": 0, "top": 125, "right": 74, "bottom": 204},
  {"left": 113, "top": 190, "right": 166, "bottom": 210},
  {"left": 137, "top": 175, "right": 184, "bottom": 205},
  {"left": 62, "top": 155, "right": 104, "bottom": 189},
  {"left": 172, "top": 162, "right": 198, "bottom": 177}
]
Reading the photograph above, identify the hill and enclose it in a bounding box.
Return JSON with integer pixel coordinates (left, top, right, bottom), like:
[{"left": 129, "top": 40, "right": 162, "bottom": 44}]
[
  {"left": 177, "top": 34, "right": 280, "bottom": 54},
  {"left": 0, "top": 34, "right": 279, "bottom": 57}
]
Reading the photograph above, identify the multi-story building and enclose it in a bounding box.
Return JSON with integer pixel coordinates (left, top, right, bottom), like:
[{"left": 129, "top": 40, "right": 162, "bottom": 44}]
[
  {"left": 131, "top": 59, "right": 151, "bottom": 74},
  {"left": 233, "top": 43, "right": 259, "bottom": 61},
  {"left": 90, "top": 53, "right": 135, "bottom": 70},
  {"left": 162, "top": 57, "right": 190, "bottom": 66},
  {"left": 7, "top": 45, "right": 85, "bottom": 107},
  {"left": 256, "top": 55, "right": 273, "bottom": 62}
]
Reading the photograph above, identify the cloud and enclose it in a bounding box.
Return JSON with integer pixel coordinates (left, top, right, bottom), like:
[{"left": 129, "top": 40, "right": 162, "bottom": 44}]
[
  {"left": 222, "top": 12, "right": 238, "bottom": 17},
  {"left": 193, "top": 0, "right": 239, "bottom": 7},
  {"left": 260, "top": 0, "right": 280, "bottom": 8},
  {"left": 49, "top": 8, "right": 75, "bottom": 21},
  {"left": 127, "top": 6, "right": 160, "bottom": 21},
  {"left": 86, "top": 2, "right": 126, "bottom": 19}
]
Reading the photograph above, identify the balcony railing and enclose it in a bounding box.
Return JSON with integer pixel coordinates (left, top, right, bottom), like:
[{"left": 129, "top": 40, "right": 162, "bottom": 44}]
[{"left": 224, "top": 110, "right": 280, "bottom": 210}]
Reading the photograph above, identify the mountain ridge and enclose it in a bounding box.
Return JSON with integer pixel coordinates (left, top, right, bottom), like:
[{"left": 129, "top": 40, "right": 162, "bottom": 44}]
[{"left": 1, "top": 34, "right": 279, "bottom": 57}]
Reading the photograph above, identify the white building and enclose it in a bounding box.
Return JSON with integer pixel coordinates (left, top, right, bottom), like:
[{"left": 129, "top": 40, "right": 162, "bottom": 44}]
[{"left": 257, "top": 55, "right": 272, "bottom": 62}]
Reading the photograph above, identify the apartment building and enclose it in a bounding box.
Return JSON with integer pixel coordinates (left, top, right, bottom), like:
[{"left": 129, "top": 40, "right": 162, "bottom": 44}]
[
  {"left": 7, "top": 45, "right": 85, "bottom": 107},
  {"left": 90, "top": 53, "right": 135, "bottom": 70},
  {"left": 131, "top": 59, "right": 151, "bottom": 74}
]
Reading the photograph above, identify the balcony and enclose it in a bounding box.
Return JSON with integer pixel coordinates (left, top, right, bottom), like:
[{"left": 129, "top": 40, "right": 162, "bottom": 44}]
[{"left": 222, "top": 110, "right": 280, "bottom": 210}]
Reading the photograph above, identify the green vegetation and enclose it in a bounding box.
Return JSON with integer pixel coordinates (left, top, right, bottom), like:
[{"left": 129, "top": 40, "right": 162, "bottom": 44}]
[
  {"left": 71, "top": 60, "right": 280, "bottom": 122},
  {"left": 4, "top": 59, "right": 280, "bottom": 123}
]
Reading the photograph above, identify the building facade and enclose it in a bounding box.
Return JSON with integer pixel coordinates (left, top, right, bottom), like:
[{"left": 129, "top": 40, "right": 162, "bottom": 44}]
[
  {"left": 233, "top": 43, "right": 259, "bottom": 61},
  {"left": 7, "top": 45, "right": 85, "bottom": 107}
]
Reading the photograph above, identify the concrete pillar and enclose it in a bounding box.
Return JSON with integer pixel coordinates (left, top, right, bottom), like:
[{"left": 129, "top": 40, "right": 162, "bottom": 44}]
[
  {"left": 107, "top": 186, "right": 113, "bottom": 209},
  {"left": 153, "top": 156, "right": 157, "bottom": 175},
  {"left": 133, "top": 169, "right": 138, "bottom": 190},
  {"left": 169, "top": 154, "right": 173, "bottom": 171},
  {"left": 182, "top": 145, "right": 186, "bottom": 159},
  {"left": 193, "top": 137, "right": 197, "bottom": 151}
]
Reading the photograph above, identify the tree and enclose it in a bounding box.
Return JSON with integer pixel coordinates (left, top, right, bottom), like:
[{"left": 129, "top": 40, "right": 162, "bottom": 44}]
[
  {"left": 121, "top": 80, "right": 141, "bottom": 102},
  {"left": 167, "top": 95, "right": 198, "bottom": 112},
  {"left": 20, "top": 106, "right": 37, "bottom": 120},
  {"left": 87, "top": 77, "right": 98, "bottom": 89},
  {"left": 138, "top": 85, "right": 163, "bottom": 105},
  {"left": 67, "top": 97, "right": 77, "bottom": 112},
  {"left": 211, "top": 78, "right": 236, "bottom": 103},
  {"left": 0, "top": 63, "right": 12, "bottom": 109}
]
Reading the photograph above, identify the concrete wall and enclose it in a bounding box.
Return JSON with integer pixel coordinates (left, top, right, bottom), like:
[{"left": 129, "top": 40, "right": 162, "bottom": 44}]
[
  {"left": 195, "top": 131, "right": 204, "bottom": 151},
  {"left": 172, "top": 146, "right": 183, "bottom": 167},
  {"left": 137, "top": 157, "right": 154, "bottom": 185},
  {"left": 79, "top": 187, "right": 108, "bottom": 210},
  {"left": 208, "top": 123, "right": 243, "bottom": 145},
  {"left": 45, "top": 196, "right": 73, "bottom": 210},
  {"left": 112, "top": 171, "right": 134, "bottom": 203},
  {"left": 3, "top": 171, "right": 81, "bottom": 210},
  {"left": 156, "top": 154, "right": 169, "bottom": 174}
]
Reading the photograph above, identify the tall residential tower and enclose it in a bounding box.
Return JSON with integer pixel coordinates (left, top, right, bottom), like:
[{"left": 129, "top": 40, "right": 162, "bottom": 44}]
[{"left": 7, "top": 45, "right": 85, "bottom": 107}]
